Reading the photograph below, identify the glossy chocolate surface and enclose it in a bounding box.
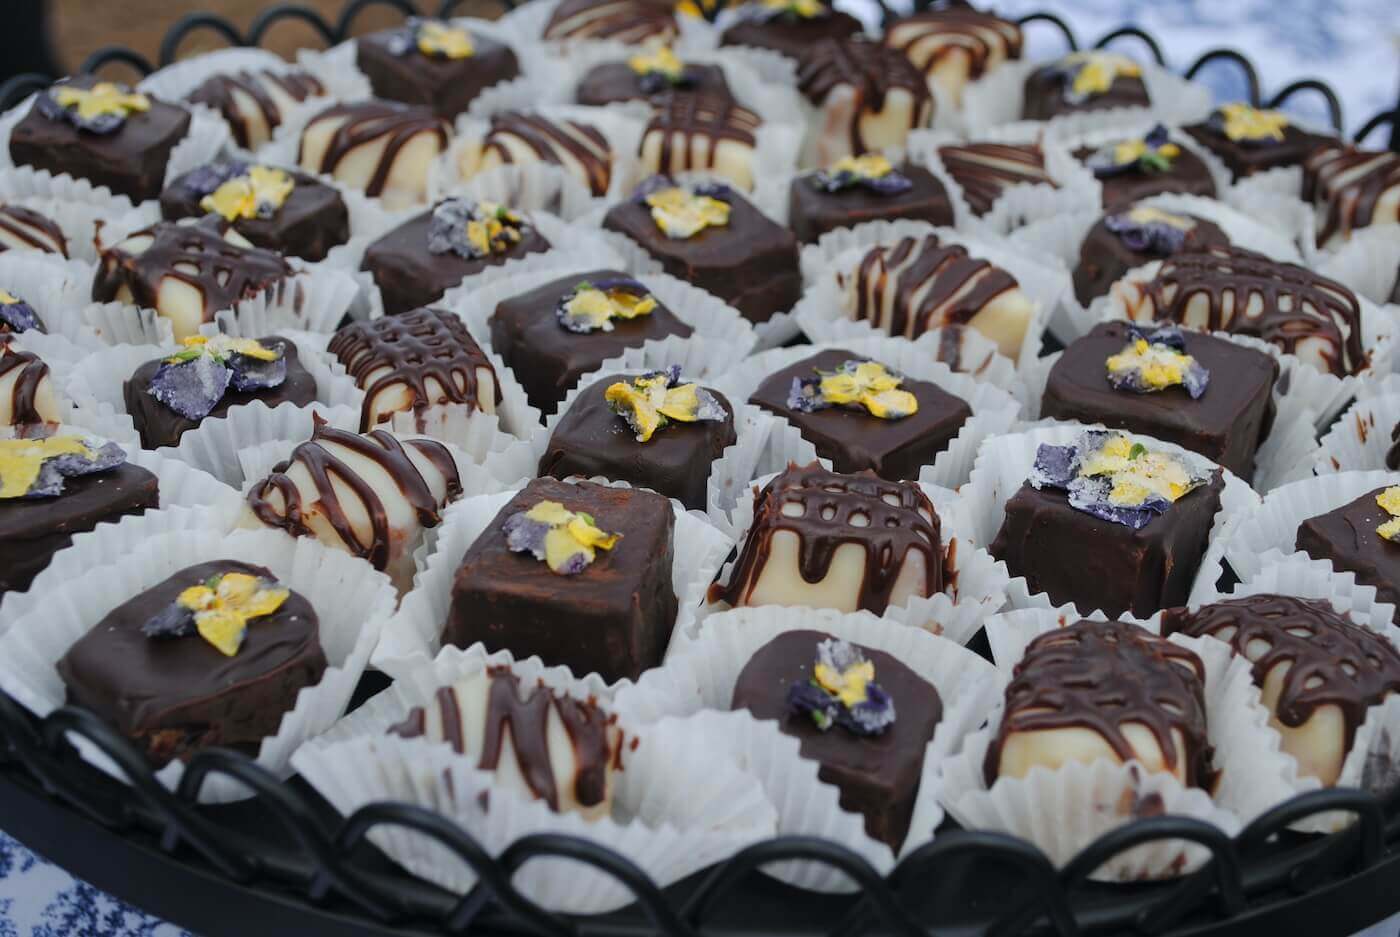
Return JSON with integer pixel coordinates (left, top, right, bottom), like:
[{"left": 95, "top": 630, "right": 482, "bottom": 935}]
[
  {"left": 787, "top": 163, "right": 953, "bottom": 244},
  {"left": 1072, "top": 209, "right": 1230, "bottom": 306},
  {"left": 1297, "top": 487, "right": 1400, "bottom": 623},
  {"left": 356, "top": 27, "right": 520, "bottom": 120}
]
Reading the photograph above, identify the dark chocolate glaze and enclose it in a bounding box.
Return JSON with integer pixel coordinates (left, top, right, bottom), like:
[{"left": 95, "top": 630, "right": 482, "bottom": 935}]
[
  {"left": 575, "top": 62, "right": 733, "bottom": 108},
  {"left": 797, "top": 39, "right": 932, "bottom": 156},
  {"left": 1123, "top": 245, "right": 1366, "bottom": 377},
  {"left": 985, "top": 619, "right": 1213, "bottom": 787},
  {"left": 719, "top": 6, "right": 862, "bottom": 61},
  {"left": 1389, "top": 421, "right": 1400, "bottom": 471},
  {"left": 247, "top": 420, "right": 461, "bottom": 571},
  {"left": 484, "top": 112, "right": 612, "bottom": 196},
  {"left": 0, "top": 204, "right": 67, "bottom": 256},
  {"left": 1021, "top": 60, "right": 1150, "bottom": 121},
  {"left": 91, "top": 216, "right": 293, "bottom": 327},
  {"left": 937, "top": 143, "right": 1053, "bottom": 216},
  {"left": 186, "top": 69, "right": 324, "bottom": 148},
  {"left": 0, "top": 344, "right": 49, "bottom": 424},
  {"left": 885, "top": 9, "right": 1022, "bottom": 83},
  {"left": 849, "top": 233, "right": 1018, "bottom": 336},
  {"left": 388, "top": 666, "right": 616, "bottom": 811},
  {"left": 299, "top": 101, "right": 449, "bottom": 199},
  {"left": 1072, "top": 210, "right": 1230, "bottom": 307},
  {"left": 1303, "top": 146, "right": 1400, "bottom": 246},
  {"left": 1071, "top": 141, "right": 1217, "bottom": 207},
  {"left": 58, "top": 559, "right": 325, "bottom": 768},
  {"left": 1163, "top": 594, "right": 1400, "bottom": 757},
  {"left": 543, "top": 0, "right": 677, "bottom": 43},
  {"left": 328, "top": 307, "right": 501, "bottom": 432},
  {"left": 710, "top": 461, "right": 941, "bottom": 614},
  {"left": 356, "top": 30, "right": 520, "bottom": 121},
  {"left": 1182, "top": 118, "right": 1335, "bottom": 181},
  {"left": 1296, "top": 486, "right": 1400, "bottom": 625},
  {"left": 643, "top": 91, "right": 760, "bottom": 175},
  {"left": 787, "top": 162, "right": 954, "bottom": 244}
]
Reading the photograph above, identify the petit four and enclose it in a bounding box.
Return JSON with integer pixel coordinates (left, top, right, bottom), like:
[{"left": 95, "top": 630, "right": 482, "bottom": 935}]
[
  {"left": 356, "top": 19, "right": 520, "bottom": 121},
  {"left": 1022, "top": 51, "right": 1149, "bottom": 121},
  {"left": 297, "top": 100, "right": 450, "bottom": 210},
  {"left": 186, "top": 68, "right": 324, "bottom": 150},
  {"left": 787, "top": 155, "right": 953, "bottom": 244},
  {"left": 797, "top": 39, "right": 933, "bottom": 166}
]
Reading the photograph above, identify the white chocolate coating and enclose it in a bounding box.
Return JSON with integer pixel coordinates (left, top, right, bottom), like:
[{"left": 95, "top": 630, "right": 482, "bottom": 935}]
[{"left": 884, "top": 15, "right": 1020, "bottom": 103}]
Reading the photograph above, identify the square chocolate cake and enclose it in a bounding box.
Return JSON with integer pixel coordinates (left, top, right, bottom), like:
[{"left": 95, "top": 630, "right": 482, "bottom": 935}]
[
  {"left": 787, "top": 159, "right": 953, "bottom": 244},
  {"left": 719, "top": 4, "right": 862, "bottom": 60},
  {"left": 1072, "top": 204, "right": 1231, "bottom": 306},
  {"left": 356, "top": 20, "right": 520, "bottom": 121},
  {"left": 1296, "top": 487, "right": 1400, "bottom": 621},
  {"left": 575, "top": 57, "right": 732, "bottom": 108},
  {"left": 1073, "top": 125, "right": 1217, "bottom": 208},
  {"left": 444, "top": 477, "right": 678, "bottom": 682},
  {"left": 748, "top": 349, "right": 971, "bottom": 481},
  {"left": 1022, "top": 52, "right": 1150, "bottom": 121},
  {"left": 1182, "top": 104, "right": 1336, "bottom": 181}
]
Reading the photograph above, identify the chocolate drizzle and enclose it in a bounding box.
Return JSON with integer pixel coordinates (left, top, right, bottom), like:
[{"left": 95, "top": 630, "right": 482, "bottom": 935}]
[
  {"left": 483, "top": 112, "right": 612, "bottom": 196},
  {"left": 388, "top": 666, "right": 616, "bottom": 811},
  {"left": 797, "top": 39, "right": 931, "bottom": 156},
  {"left": 0, "top": 204, "right": 67, "bottom": 256},
  {"left": 246, "top": 419, "right": 461, "bottom": 571},
  {"left": 187, "top": 69, "right": 324, "bottom": 149},
  {"left": 711, "top": 462, "right": 941, "bottom": 613},
  {"left": 300, "top": 101, "right": 448, "bottom": 199},
  {"left": 1303, "top": 145, "right": 1400, "bottom": 246},
  {"left": 328, "top": 307, "right": 501, "bottom": 432},
  {"left": 0, "top": 344, "right": 49, "bottom": 424},
  {"left": 644, "top": 92, "right": 760, "bottom": 175},
  {"left": 542, "top": 0, "right": 676, "bottom": 44},
  {"left": 848, "top": 233, "right": 1018, "bottom": 337},
  {"left": 1123, "top": 245, "right": 1365, "bottom": 377},
  {"left": 985, "top": 619, "right": 1214, "bottom": 787},
  {"left": 937, "top": 143, "right": 1053, "bottom": 215},
  {"left": 1164, "top": 594, "right": 1400, "bottom": 756},
  {"left": 885, "top": 9, "right": 1022, "bottom": 82}
]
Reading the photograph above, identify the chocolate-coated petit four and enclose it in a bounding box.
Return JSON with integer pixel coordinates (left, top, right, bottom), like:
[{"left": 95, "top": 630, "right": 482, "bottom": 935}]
[
  {"left": 389, "top": 665, "right": 624, "bottom": 819},
  {"left": 92, "top": 216, "right": 292, "bottom": 341},
  {"left": 1073, "top": 125, "right": 1216, "bottom": 207},
  {"left": 0, "top": 341, "right": 63, "bottom": 424},
  {"left": 989, "top": 431, "right": 1224, "bottom": 618},
  {"left": 58, "top": 560, "right": 326, "bottom": 767},
  {"left": 1182, "top": 103, "right": 1335, "bottom": 182},
  {"left": 298, "top": 100, "right": 450, "bottom": 211},
  {"left": 1072, "top": 204, "right": 1230, "bottom": 306},
  {"left": 1296, "top": 486, "right": 1400, "bottom": 623},
  {"left": 0, "top": 293, "right": 45, "bottom": 337},
  {"left": 0, "top": 204, "right": 67, "bottom": 257},
  {"left": 838, "top": 232, "right": 1035, "bottom": 360},
  {"left": 539, "top": 368, "right": 735, "bottom": 510},
  {"left": 884, "top": 8, "right": 1021, "bottom": 104},
  {"left": 1303, "top": 145, "right": 1400, "bottom": 248},
  {"left": 749, "top": 349, "right": 971, "bottom": 481},
  {"left": 458, "top": 112, "right": 613, "bottom": 197},
  {"left": 329, "top": 307, "right": 500, "bottom": 432},
  {"left": 937, "top": 142, "right": 1054, "bottom": 217},
  {"left": 602, "top": 178, "right": 800, "bottom": 325},
  {"left": 732, "top": 631, "right": 941, "bottom": 848},
  {"left": 357, "top": 19, "right": 520, "bottom": 121},
  {"left": 575, "top": 47, "right": 733, "bottom": 108},
  {"left": 637, "top": 92, "right": 762, "bottom": 191},
  {"left": 186, "top": 68, "right": 324, "bottom": 150},
  {"left": 124, "top": 335, "right": 317, "bottom": 450},
  {"left": 489, "top": 271, "right": 695, "bottom": 413},
  {"left": 986, "top": 620, "right": 1212, "bottom": 786},
  {"left": 712, "top": 462, "right": 942, "bottom": 614},
  {"left": 160, "top": 160, "right": 350, "bottom": 262},
  {"left": 1112, "top": 245, "right": 1366, "bottom": 377},
  {"left": 543, "top": 0, "right": 678, "bottom": 44},
  {"left": 1164, "top": 594, "right": 1400, "bottom": 786},
  {"left": 444, "top": 477, "right": 678, "bottom": 683},
  {"left": 719, "top": 0, "right": 862, "bottom": 61},
  {"left": 9, "top": 78, "right": 191, "bottom": 204},
  {"left": 1042, "top": 322, "right": 1276, "bottom": 481},
  {"left": 362, "top": 198, "right": 551, "bottom": 317},
  {"left": 0, "top": 426, "right": 159, "bottom": 597},
  {"left": 788, "top": 155, "right": 953, "bottom": 244},
  {"left": 1022, "top": 51, "right": 1149, "bottom": 121},
  {"left": 242, "top": 420, "right": 462, "bottom": 588},
  {"left": 797, "top": 39, "right": 933, "bottom": 166}
]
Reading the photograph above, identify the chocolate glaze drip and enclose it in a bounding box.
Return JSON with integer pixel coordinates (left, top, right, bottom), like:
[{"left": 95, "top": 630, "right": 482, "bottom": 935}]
[
  {"left": 0, "top": 204, "right": 67, "bottom": 256},
  {"left": 0, "top": 344, "right": 49, "bottom": 424},
  {"left": 542, "top": 0, "right": 677, "bottom": 44},
  {"left": 850, "top": 233, "right": 1018, "bottom": 337},
  {"left": 187, "top": 69, "right": 324, "bottom": 148},
  {"left": 711, "top": 461, "right": 941, "bottom": 613},
  {"left": 985, "top": 619, "right": 1214, "bottom": 787},
  {"left": 886, "top": 9, "right": 1022, "bottom": 80},
  {"left": 797, "top": 39, "right": 931, "bottom": 156},
  {"left": 938, "top": 143, "right": 1053, "bottom": 215},
  {"left": 1125, "top": 245, "right": 1365, "bottom": 377},
  {"left": 1303, "top": 145, "right": 1400, "bottom": 246},
  {"left": 1389, "top": 421, "right": 1400, "bottom": 471},
  {"left": 246, "top": 418, "right": 461, "bottom": 571},
  {"left": 484, "top": 112, "right": 612, "bottom": 196},
  {"left": 645, "top": 92, "right": 760, "bottom": 173},
  {"left": 388, "top": 666, "right": 615, "bottom": 811},
  {"left": 91, "top": 216, "right": 292, "bottom": 322},
  {"left": 1163, "top": 594, "right": 1400, "bottom": 756},
  {"left": 300, "top": 101, "right": 449, "bottom": 199},
  {"left": 328, "top": 307, "right": 501, "bottom": 432}
]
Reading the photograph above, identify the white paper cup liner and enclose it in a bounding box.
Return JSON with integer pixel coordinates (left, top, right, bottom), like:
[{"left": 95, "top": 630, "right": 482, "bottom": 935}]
[
  {"left": 1316, "top": 226, "right": 1400, "bottom": 310},
  {"left": 0, "top": 527, "right": 397, "bottom": 803},
  {"left": 0, "top": 167, "right": 157, "bottom": 266},
  {"left": 374, "top": 482, "right": 734, "bottom": 680},
  {"left": 0, "top": 250, "right": 113, "bottom": 351},
  {"left": 1316, "top": 394, "right": 1400, "bottom": 476}
]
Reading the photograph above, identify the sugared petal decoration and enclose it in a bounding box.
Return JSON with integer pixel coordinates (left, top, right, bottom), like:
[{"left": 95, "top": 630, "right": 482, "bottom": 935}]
[
  {"left": 0, "top": 290, "right": 44, "bottom": 334},
  {"left": 786, "top": 638, "right": 896, "bottom": 736},
  {"left": 638, "top": 179, "right": 731, "bottom": 239},
  {"left": 1086, "top": 124, "right": 1180, "bottom": 177},
  {"left": 0, "top": 428, "right": 127, "bottom": 500},
  {"left": 1105, "top": 324, "right": 1210, "bottom": 399},
  {"left": 386, "top": 18, "right": 475, "bottom": 59},
  {"left": 1376, "top": 487, "right": 1400, "bottom": 542},
  {"left": 427, "top": 198, "right": 528, "bottom": 260},
  {"left": 756, "top": 0, "right": 826, "bottom": 19},
  {"left": 199, "top": 165, "right": 295, "bottom": 222},
  {"left": 502, "top": 499, "right": 621, "bottom": 575},
  {"left": 1053, "top": 51, "right": 1142, "bottom": 104},
  {"left": 1030, "top": 430, "right": 1212, "bottom": 529},
  {"left": 786, "top": 359, "right": 918, "bottom": 420},
  {"left": 142, "top": 571, "right": 290, "bottom": 657},
  {"left": 604, "top": 367, "right": 726, "bottom": 442},
  {"left": 555, "top": 277, "right": 658, "bottom": 334},
  {"left": 148, "top": 335, "right": 286, "bottom": 421},
  {"left": 37, "top": 82, "right": 150, "bottom": 134},
  {"left": 812, "top": 154, "right": 914, "bottom": 196},
  {"left": 631, "top": 47, "right": 688, "bottom": 93},
  {"left": 1211, "top": 102, "right": 1290, "bottom": 145},
  {"left": 1104, "top": 205, "right": 1194, "bottom": 254}
]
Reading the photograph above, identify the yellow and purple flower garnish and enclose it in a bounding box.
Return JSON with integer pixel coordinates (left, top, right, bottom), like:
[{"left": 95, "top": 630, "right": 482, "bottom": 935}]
[
  {"left": 787, "top": 638, "right": 896, "bottom": 736},
  {"left": 149, "top": 334, "right": 286, "bottom": 421},
  {"left": 502, "top": 499, "right": 622, "bottom": 575},
  {"left": 630, "top": 47, "right": 689, "bottom": 94},
  {"left": 1210, "top": 103, "right": 1290, "bottom": 146},
  {"left": 1376, "top": 487, "right": 1400, "bottom": 542},
  {"left": 142, "top": 571, "right": 290, "bottom": 657},
  {"left": 637, "top": 177, "right": 731, "bottom": 239},
  {"left": 604, "top": 366, "right": 726, "bottom": 442},
  {"left": 1086, "top": 125, "right": 1180, "bottom": 178},
  {"left": 427, "top": 198, "right": 527, "bottom": 259},
  {"left": 1104, "top": 205, "right": 1195, "bottom": 255},
  {"left": 386, "top": 18, "right": 475, "bottom": 59},
  {"left": 787, "top": 359, "right": 919, "bottom": 420},
  {"left": 1053, "top": 51, "right": 1142, "bottom": 104},
  {"left": 198, "top": 164, "right": 295, "bottom": 222},
  {"left": 1105, "top": 324, "right": 1209, "bottom": 399},
  {"left": 556, "top": 277, "right": 658, "bottom": 334},
  {"left": 37, "top": 81, "right": 150, "bottom": 134},
  {"left": 1031, "top": 430, "right": 1212, "bottom": 529},
  {"left": 812, "top": 154, "right": 914, "bottom": 197},
  {"left": 0, "top": 290, "right": 43, "bottom": 335},
  {"left": 756, "top": 0, "right": 827, "bottom": 19},
  {"left": 0, "top": 427, "right": 126, "bottom": 500}
]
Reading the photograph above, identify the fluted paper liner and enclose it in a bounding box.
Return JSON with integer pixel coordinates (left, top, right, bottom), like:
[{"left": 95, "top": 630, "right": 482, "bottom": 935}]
[
  {"left": 1316, "top": 394, "right": 1400, "bottom": 475},
  {"left": 0, "top": 166, "right": 156, "bottom": 265},
  {"left": 0, "top": 251, "right": 112, "bottom": 354},
  {"left": 1317, "top": 227, "right": 1400, "bottom": 309},
  {"left": 0, "top": 528, "right": 397, "bottom": 803}
]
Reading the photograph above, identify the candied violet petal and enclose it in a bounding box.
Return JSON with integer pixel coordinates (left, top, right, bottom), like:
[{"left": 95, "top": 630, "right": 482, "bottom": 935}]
[
  {"left": 786, "top": 681, "right": 839, "bottom": 731},
  {"left": 18, "top": 438, "right": 127, "bottom": 499},
  {"left": 141, "top": 602, "right": 196, "bottom": 639},
  {"left": 1125, "top": 323, "right": 1187, "bottom": 351},
  {"left": 692, "top": 181, "right": 733, "bottom": 199},
  {"left": 1182, "top": 360, "right": 1210, "bottom": 399},
  {"left": 841, "top": 682, "right": 896, "bottom": 736},
  {"left": 502, "top": 511, "right": 549, "bottom": 561},
  {"left": 786, "top": 376, "right": 826, "bottom": 413},
  {"left": 814, "top": 168, "right": 915, "bottom": 196},
  {"left": 148, "top": 356, "right": 232, "bottom": 422},
  {"left": 228, "top": 351, "right": 287, "bottom": 392},
  {"left": 693, "top": 387, "right": 727, "bottom": 423},
  {"left": 632, "top": 175, "right": 677, "bottom": 202},
  {"left": 1144, "top": 124, "right": 1170, "bottom": 148},
  {"left": 179, "top": 160, "right": 249, "bottom": 199},
  {"left": 556, "top": 551, "right": 590, "bottom": 576},
  {"left": 0, "top": 300, "right": 44, "bottom": 334},
  {"left": 1030, "top": 443, "right": 1078, "bottom": 489}
]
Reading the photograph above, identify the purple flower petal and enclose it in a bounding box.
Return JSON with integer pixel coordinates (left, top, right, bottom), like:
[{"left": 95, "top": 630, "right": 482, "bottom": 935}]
[{"left": 148, "top": 355, "right": 232, "bottom": 421}]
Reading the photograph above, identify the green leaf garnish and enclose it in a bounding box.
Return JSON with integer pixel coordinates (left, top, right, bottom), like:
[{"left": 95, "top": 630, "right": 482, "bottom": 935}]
[{"left": 1129, "top": 442, "right": 1147, "bottom": 460}]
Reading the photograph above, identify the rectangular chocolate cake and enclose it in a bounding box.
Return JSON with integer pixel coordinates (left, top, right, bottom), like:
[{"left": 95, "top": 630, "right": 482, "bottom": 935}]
[{"left": 1296, "top": 487, "right": 1400, "bottom": 621}]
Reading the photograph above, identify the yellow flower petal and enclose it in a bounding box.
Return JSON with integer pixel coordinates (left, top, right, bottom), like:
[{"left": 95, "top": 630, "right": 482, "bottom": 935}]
[
  {"left": 196, "top": 609, "right": 247, "bottom": 657},
  {"left": 0, "top": 436, "right": 94, "bottom": 499},
  {"left": 525, "top": 500, "right": 576, "bottom": 526}
]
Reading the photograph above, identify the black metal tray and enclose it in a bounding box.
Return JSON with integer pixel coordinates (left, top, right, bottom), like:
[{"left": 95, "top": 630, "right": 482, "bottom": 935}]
[{"left": 2, "top": 3, "right": 1400, "bottom": 935}]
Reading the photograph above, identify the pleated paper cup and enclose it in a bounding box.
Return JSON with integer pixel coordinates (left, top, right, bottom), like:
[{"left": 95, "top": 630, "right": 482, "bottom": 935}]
[
  {"left": 961, "top": 422, "right": 1259, "bottom": 618},
  {"left": 373, "top": 482, "right": 735, "bottom": 680},
  {"left": 793, "top": 218, "right": 1066, "bottom": 369},
  {"left": 713, "top": 334, "right": 1021, "bottom": 489},
  {"left": 0, "top": 528, "right": 397, "bottom": 803},
  {"left": 618, "top": 605, "right": 998, "bottom": 891},
  {"left": 0, "top": 251, "right": 113, "bottom": 353},
  {"left": 1316, "top": 226, "right": 1400, "bottom": 310},
  {"left": 0, "top": 166, "right": 157, "bottom": 266},
  {"left": 1316, "top": 394, "right": 1400, "bottom": 476}
]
